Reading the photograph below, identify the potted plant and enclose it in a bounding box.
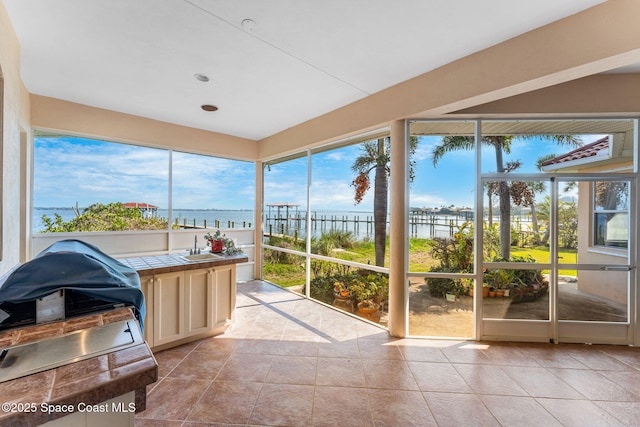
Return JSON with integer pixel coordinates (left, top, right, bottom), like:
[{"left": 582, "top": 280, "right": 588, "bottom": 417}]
[
  {"left": 485, "top": 269, "right": 514, "bottom": 297},
  {"left": 332, "top": 280, "right": 354, "bottom": 312},
  {"left": 204, "top": 230, "right": 243, "bottom": 255},
  {"left": 482, "top": 284, "right": 490, "bottom": 298},
  {"left": 349, "top": 279, "right": 381, "bottom": 321},
  {"left": 334, "top": 281, "right": 350, "bottom": 297}
]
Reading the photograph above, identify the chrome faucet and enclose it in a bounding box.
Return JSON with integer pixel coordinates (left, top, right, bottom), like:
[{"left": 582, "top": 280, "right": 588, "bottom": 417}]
[{"left": 190, "top": 235, "right": 200, "bottom": 255}]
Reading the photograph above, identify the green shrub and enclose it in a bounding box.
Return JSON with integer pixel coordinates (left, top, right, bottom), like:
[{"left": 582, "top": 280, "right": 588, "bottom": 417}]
[
  {"left": 40, "top": 202, "right": 169, "bottom": 232},
  {"left": 309, "top": 270, "right": 389, "bottom": 306},
  {"left": 485, "top": 254, "right": 544, "bottom": 286},
  {"left": 309, "top": 275, "right": 340, "bottom": 304},
  {"left": 425, "top": 266, "right": 467, "bottom": 297}
]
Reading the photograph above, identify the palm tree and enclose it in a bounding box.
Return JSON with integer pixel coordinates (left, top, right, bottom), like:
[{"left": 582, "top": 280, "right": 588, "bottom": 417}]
[
  {"left": 522, "top": 153, "right": 563, "bottom": 244},
  {"left": 524, "top": 180, "right": 546, "bottom": 242},
  {"left": 484, "top": 181, "right": 500, "bottom": 227},
  {"left": 352, "top": 137, "right": 418, "bottom": 266},
  {"left": 432, "top": 135, "right": 580, "bottom": 259}
]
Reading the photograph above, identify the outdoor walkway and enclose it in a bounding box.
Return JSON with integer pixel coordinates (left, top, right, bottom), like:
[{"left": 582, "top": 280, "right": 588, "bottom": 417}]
[{"left": 136, "top": 280, "right": 640, "bottom": 426}]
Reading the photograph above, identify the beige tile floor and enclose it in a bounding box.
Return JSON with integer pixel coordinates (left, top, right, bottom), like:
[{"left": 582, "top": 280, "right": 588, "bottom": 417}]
[{"left": 136, "top": 281, "right": 640, "bottom": 426}]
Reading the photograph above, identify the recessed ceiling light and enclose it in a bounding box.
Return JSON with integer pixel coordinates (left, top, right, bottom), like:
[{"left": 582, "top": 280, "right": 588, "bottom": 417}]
[
  {"left": 194, "top": 73, "right": 210, "bottom": 83},
  {"left": 241, "top": 19, "right": 257, "bottom": 32},
  {"left": 201, "top": 104, "right": 218, "bottom": 112}
]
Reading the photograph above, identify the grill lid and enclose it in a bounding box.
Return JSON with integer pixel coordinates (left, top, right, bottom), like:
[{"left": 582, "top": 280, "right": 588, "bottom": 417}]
[{"left": 0, "top": 240, "right": 145, "bottom": 331}]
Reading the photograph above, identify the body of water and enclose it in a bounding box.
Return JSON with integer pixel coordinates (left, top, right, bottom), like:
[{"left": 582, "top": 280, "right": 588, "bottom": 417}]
[
  {"left": 33, "top": 208, "right": 256, "bottom": 233},
  {"left": 33, "top": 207, "right": 500, "bottom": 240}
]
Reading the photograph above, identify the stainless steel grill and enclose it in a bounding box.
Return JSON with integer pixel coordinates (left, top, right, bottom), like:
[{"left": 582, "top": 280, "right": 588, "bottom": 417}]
[{"left": 0, "top": 319, "right": 143, "bottom": 383}]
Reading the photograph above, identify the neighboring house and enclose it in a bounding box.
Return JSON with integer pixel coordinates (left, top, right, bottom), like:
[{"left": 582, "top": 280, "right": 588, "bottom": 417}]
[
  {"left": 123, "top": 202, "right": 158, "bottom": 218},
  {"left": 542, "top": 135, "right": 632, "bottom": 304}
]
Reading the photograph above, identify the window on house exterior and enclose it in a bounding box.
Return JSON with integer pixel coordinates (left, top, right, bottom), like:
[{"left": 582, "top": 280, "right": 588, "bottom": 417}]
[{"left": 593, "top": 180, "right": 629, "bottom": 249}]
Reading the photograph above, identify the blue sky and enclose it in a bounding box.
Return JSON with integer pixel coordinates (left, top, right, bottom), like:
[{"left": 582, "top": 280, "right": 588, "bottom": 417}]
[
  {"left": 34, "top": 134, "right": 602, "bottom": 211},
  {"left": 264, "top": 135, "right": 600, "bottom": 211},
  {"left": 34, "top": 136, "right": 256, "bottom": 209}
]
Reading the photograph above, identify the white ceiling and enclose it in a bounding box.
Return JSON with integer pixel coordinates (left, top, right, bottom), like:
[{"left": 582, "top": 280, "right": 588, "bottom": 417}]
[{"left": 3, "top": 0, "right": 615, "bottom": 141}]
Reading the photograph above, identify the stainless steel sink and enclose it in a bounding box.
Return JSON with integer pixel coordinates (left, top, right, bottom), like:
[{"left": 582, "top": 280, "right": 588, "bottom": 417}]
[{"left": 180, "top": 253, "right": 223, "bottom": 262}]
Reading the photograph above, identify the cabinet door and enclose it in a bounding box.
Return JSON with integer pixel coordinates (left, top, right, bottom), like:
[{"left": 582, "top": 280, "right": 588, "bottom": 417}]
[
  {"left": 212, "top": 264, "right": 236, "bottom": 327},
  {"left": 184, "top": 268, "right": 213, "bottom": 336},
  {"left": 140, "top": 276, "right": 154, "bottom": 347},
  {"left": 153, "top": 271, "right": 184, "bottom": 346}
]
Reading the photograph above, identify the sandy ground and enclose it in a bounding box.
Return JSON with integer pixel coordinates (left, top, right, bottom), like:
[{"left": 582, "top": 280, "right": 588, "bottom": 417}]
[{"left": 407, "top": 277, "right": 627, "bottom": 337}]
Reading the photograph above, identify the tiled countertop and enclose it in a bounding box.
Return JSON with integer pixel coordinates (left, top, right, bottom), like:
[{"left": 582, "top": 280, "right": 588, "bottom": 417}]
[
  {"left": 0, "top": 307, "right": 157, "bottom": 426},
  {"left": 118, "top": 253, "right": 248, "bottom": 277}
]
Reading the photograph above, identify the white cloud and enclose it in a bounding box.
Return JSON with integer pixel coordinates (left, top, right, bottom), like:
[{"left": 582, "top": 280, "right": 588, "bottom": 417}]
[
  {"left": 324, "top": 151, "right": 346, "bottom": 162},
  {"left": 413, "top": 141, "right": 436, "bottom": 162},
  {"left": 409, "top": 193, "right": 448, "bottom": 208},
  {"left": 310, "top": 179, "right": 365, "bottom": 210},
  {"left": 34, "top": 136, "right": 255, "bottom": 209}
]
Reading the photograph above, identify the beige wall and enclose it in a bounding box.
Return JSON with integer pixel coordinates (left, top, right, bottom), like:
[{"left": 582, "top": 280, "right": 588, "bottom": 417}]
[
  {"left": 454, "top": 74, "right": 640, "bottom": 116},
  {"left": 0, "top": 3, "right": 30, "bottom": 275},
  {"left": 30, "top": 95, "right": 258, "bottom": 161}
]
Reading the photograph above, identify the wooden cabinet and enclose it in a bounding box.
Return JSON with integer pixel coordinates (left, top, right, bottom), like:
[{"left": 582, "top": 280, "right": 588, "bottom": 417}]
[
  {"left": 141, "top": 265, "right": 236, "bottom": 350},
  {"left": 212, "top": 264, "right": 236, "bottom": 326},
  {"left": 184, "top": 268, "right": 212, "bottom": 337},
  {"left": 154, "top": 270, "right": 185, "bottom": 347}
]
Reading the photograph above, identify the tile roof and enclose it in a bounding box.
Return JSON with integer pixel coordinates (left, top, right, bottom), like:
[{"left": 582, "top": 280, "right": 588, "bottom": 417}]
[
  {"left": 540, "top": 136, "right": 609, "bottom": 167},
  {"left": 123, "top": 202, "right": 158, "bottom": 209}
]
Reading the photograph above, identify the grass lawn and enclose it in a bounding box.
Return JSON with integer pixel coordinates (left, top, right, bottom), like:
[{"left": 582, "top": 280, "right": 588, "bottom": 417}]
[
  {"left": 264, "top": 238, "right": 579, "bottom": 286},
  {"left": 263, "top": 262, "right": 305, "bottom": 287},
  {"left": 330, "top": 238, "right": 437, "bottom": 271},
  {"left": 511, "top": 246, "right": 578, "bottom": 276}
]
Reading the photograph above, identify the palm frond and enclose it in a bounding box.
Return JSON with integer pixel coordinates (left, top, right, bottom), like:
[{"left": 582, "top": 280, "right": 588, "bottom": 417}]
[
  {"left": 351, "top": 139, "right": 390, "bottom": 173},
  {"left": 535, "top": 153, "right": 558, "bottom": 171},
  {"left": 432, "top": 136, "right": 474, "bottom": 166},
  {"left": 517, "top": 134, "right": 582, "bottom": 148}
]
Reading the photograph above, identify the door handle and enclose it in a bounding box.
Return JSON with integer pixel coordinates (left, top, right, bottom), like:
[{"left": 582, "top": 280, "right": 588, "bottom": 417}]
[{"left": 599, "top": 266, "right": 633, "bottom": 271}]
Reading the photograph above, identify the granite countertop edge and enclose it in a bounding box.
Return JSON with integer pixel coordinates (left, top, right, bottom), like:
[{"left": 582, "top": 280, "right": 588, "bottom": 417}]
[{"left": 0, "top": 308, "right": 158, "bottom": 426}]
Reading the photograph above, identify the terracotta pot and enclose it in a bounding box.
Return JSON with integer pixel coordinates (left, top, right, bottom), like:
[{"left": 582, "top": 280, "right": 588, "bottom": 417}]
[
  {"left": 333, "top": 293, "right": 354, "bottom": 313},
  {"left": 482, "top": 287, "right": 489, "bottom": 298},
  {"left": 489, "top": 291, "right": 496, "bottom": 298},
  {"left": 496, "top": 290, "right": 504, "bottom": 297},
  {"left": 357, "top": 302, "right": 381, "bottom": 322}
]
